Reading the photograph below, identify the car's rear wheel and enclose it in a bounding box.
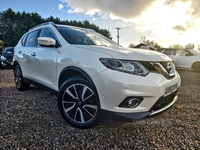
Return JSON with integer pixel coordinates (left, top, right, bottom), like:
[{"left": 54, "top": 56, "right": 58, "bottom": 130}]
[
  {"left": 57, "top": 76, "right": 101, "bottom": 128},
  {"left": 14, "top": 64, "right": 30, "bottom": 90},
  {"left": 192, "top": 62, "right": 200, "bottom": 72}
]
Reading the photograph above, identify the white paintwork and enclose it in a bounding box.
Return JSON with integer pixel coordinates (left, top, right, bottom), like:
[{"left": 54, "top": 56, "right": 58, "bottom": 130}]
[
  {"left": 37, "top": 37, "right": 56, "bottom": 46},
  {"left": 161, "top": 48, "right": 200, "bottom": 69},
  {"left": 13, "top": 23, "right": 181, "bottom": 117}
]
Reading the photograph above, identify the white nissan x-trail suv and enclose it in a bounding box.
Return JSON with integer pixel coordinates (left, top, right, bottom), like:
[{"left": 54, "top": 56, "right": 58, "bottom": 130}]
[{"left": 13, "top": 22, "right": 181, "bottom": 128}]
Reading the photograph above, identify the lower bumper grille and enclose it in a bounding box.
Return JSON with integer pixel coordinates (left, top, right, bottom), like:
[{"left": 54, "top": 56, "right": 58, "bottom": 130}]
[{"left": 150, "top": 90, "right": 178, "bottom": 112}]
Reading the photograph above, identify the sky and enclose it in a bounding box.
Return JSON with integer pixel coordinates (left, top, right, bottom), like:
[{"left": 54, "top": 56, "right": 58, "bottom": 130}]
[{"left": 1, "top": 0, "right": 200, "bottom": 48}]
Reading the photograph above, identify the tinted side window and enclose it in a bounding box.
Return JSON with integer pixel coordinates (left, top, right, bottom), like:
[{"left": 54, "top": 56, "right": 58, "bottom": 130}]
[
  {"left": 25, "top": 30, "right": 39, "bottom": 47},
  {"left": 39, "top": 28, "right": 56, "bottom": 40},
  {"left": 21, "top": 34, "right": 28, "bottom": 46},
  {"left": 175, "top": 49, "right": 189, "bottom": 56},
  {"left": 163, "top": 49, "right": 174, "bottom": 55}
]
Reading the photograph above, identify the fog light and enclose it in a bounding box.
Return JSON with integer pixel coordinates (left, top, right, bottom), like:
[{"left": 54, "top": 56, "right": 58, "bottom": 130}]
[
  {"left": 128, "top": 98, "right": 139, "bottom": 108},
  {"left": 118, "top": 96, "right": 143, "bottom": 108}
]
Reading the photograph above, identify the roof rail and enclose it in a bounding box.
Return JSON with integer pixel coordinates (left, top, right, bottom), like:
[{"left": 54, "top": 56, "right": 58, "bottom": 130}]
[{"left": 29, "top": 22, "right": 55, "bottom": 31}]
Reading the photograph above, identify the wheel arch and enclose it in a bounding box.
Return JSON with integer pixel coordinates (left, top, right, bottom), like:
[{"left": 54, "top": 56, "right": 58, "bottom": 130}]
[
  {"left": 12, "top": 61, "right": 22, "bottom": 74},
  {"left": 192, "top": 61, "right": 200, "bottom": 71},
  {"left": 192, "top": 61, "right": 200, "bottom": 66},
  {"left": 12, "top": 60, "right": 19, "bottom": 68},
  {"left": 12, "top": 61, "right": 26, "bottom": 80},
  {"left": 58, "top": 69, "right": 102, "bottom": 128},
  {"left": 58, "top": 66, "right": 97, "bottom": 91}
]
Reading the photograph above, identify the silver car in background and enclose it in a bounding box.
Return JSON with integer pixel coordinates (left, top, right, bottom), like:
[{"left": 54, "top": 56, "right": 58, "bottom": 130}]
[{"left": 157, "top": 48, "right": 200, "bottom": 72}]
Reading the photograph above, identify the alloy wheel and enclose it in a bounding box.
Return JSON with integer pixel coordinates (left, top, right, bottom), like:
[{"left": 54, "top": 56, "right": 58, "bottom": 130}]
[
  {"left": 62, "top": 83, "right": 98, "bottom": 124},
  {"left": 14, "top": 65, "right": 22, "bottom": 89},
  {"left": 193, "top": 63, "right": 200, "bottom": 72}
]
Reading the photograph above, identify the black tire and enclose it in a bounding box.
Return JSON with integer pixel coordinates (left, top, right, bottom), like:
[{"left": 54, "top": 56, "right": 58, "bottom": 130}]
[
  {"left": 14, "top": 64, "right": 30, "bottom": 91},
  {"left": 0, "top": 60, "right": 2, "bottom": 69},
  {"left": 57, "top": 76, "right": 101, "bottom": 128},
  {"left": 192, "top": 62, "right": 200, "bottom": 72}
]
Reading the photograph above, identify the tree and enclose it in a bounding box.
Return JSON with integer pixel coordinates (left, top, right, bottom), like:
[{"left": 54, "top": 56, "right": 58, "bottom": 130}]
[
  {"left": 0, "top": 8, "right": 112, "bottom": 46},
  {"left": 0, "top": 40, "right": 4, "bottom": 46},
  {"left": 169, "top": 44, "right": 184, "bottom": 49},
  {"left": 185, "top": 43, "right": 194, "bottom": 49},
  {"left": 197, "top": 45, "right": 200, "bottom": 51},
  {"left": 45, "top": 16, "right": 61, "bottom": 24},
  {"left": 0, "top": 40, "right": 4, "bottom": 53},
  {"left": 0, "top": 8, "right": 18, "bottom": 46},
  {"left": 128, "top": 43, "right": 136, "bottom": 48},
  {"left": 61, "top": 19, "right": 112, "bottom": 39},
  {"left": 0, "top": 8, "right": 44, "bottom": 46},
  {"left": 139, "top": 36, "right": 162, "bottom": 49}
]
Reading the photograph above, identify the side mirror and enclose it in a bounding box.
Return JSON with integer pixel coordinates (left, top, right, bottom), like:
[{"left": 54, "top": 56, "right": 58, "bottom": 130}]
[{"left": 37, "top": 37, "right": 57, "bottom": 47}]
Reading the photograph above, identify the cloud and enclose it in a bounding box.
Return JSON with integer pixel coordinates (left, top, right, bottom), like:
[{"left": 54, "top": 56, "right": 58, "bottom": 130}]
[
  {"left": 61, "top": 0, "right": 200, "bottom": 47},
  {"left": 58, "top": 4, "right": 64, "bottom": 10},
  {"left": 189, "top": 0, "right": 200, "bottom": 17},
  {"left": 61, "top": 0, "right": 200, "bottom": 33},
  {"left": 169, "top": 0, "right": 200, "bottom": 18},
  {"left": 172, "top": 25, "right": 186, "bottom": 31},
  {"left": 62, "top": 0, "right": 200, "bottom": 28},
  {"left": 167, "top": 0, "right": 200, "bottom": 32},
  {"left": 62, "top": 0, "right": 154, "bottom": 19}
]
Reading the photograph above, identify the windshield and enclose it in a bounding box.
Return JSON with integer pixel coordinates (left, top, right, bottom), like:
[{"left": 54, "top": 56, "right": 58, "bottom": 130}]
[
  {"left": 187, "top": 49, "right": 200, "bottom": 55},
  {"left": 3, "top": 47, "right": 14, "bottom": 54},
  {"left": 57, "top": 27, "right": 120, "bottom": 47}
]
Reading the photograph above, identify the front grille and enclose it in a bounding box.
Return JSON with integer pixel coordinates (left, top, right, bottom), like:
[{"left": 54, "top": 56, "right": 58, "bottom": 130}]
[
  {"left": 140, "top": 61, "right": 175, "bottom": 79},
  {"left": 160, "top": 62, "right": 172, "bottom": 73},
  {"left": 140, "top": 62, "right": 158, "bottom": 72},
  {"left": 150, "top": 90, "right": 178, "bottom": 112},
  {"left": 151, "top": 61, "right": 175, "bottom": 79}
]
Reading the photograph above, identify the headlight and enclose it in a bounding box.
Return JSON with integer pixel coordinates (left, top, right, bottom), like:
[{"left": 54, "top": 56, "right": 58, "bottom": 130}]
[
  {"left": 1, "top": 56, "right": 7, "bottom": 61},
  {"left": 99, "top": 58, "right": 149, "bottom": 76}
]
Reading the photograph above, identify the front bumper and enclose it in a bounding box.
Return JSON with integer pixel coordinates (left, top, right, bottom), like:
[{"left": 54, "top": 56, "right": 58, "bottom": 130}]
[
  {"left": 114, "top": 90, "right": 178, "bottom": 119},
  {"left": 1, "top": 60, "right": 13, "bottom": 68},
  {"left": 92, "top": 69, "right": 181, "bottom": 119}
]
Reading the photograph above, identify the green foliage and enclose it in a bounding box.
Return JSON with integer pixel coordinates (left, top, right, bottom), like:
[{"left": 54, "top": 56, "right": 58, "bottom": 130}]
[
  {"left": 185, "top": 43, "right": 194, "bottom": 49},
  {"left": 128, "top": 43, "right": 136, "bottom": 48},
  {"left": 139, "top": 36, "right": 162, "bottom": 49},
  {"left": 198, "top": 45, "right": 200, "bottom": 51},
  {"left": 0, "top": 40, "right": 4, "bottom": 46},
  {"left": 0, "top": 8, "right": 112, "bottom": 46},
  {"left": 169, "top": 44, "right": 184, "bottom": 49},
  {"left": 0, "top": 8, "right": 44, "bottom": 46}
]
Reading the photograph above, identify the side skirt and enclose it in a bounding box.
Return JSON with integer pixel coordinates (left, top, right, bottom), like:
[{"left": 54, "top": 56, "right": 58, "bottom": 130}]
[{"left": 23, "top": 78, "right": 58, "bottom": 96}]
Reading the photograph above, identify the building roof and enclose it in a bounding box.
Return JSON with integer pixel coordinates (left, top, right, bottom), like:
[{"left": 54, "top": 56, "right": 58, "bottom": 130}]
[{"left": 134, "top": 43, "right": 156, "bottom": 50}]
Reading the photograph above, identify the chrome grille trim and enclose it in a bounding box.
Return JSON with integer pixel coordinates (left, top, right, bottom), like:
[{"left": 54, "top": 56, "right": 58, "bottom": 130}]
[{"left": 151, "top": 61, "right": 175, "bottom": 79}]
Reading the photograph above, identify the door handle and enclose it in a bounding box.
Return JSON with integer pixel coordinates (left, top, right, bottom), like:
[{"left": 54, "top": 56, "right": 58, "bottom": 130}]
[{"left": 31, "top": 53, "right": 36, "bottom": 57}]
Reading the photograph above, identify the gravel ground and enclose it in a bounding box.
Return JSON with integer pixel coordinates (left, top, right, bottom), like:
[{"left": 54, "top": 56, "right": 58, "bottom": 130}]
[{"left": 0, "top": 69, "right": 200, "bottom": 149}]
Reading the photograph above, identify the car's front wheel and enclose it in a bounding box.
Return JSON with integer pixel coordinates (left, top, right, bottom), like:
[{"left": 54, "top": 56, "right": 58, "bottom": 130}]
[
  {"left": 192, "top": 62, "right": 200, "bottom": 72},
  {"left": 57, "top": 76, "right": 101, "bottom": 128},
  {"left": 14, "top": 64, "right": 30, "bottom": 90},
  {"left": 0, "top": 60, "right": 2, "bottom": 69}
]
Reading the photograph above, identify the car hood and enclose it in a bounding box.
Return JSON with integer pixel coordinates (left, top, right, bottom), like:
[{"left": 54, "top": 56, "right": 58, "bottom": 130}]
[{"left": 75, "top": 45, "right": 171, "bottom": 62}]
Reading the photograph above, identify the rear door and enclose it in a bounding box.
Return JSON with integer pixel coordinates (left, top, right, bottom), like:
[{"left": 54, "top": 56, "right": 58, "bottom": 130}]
[{"left": 20, "top": 30, "right": 39, "bottom": 79}]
